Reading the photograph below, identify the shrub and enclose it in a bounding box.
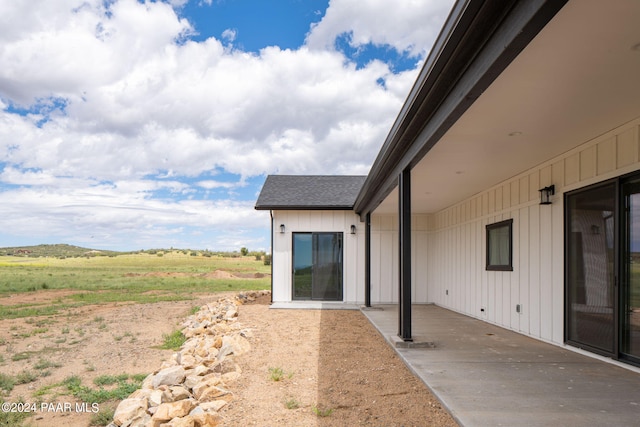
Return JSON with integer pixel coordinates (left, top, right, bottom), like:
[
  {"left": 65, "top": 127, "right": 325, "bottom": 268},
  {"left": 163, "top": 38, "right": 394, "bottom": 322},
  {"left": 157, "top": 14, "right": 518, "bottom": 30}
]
[
  {"left": 90, "top": 406, "right": 115, "bottom": 426},
  {"left": 159, "top": 330, "right": 186, "bottom": 350},
  {"left": 312, "top": 406, "right": 333, "bottom": 417},
  {"left": 268, "top": 367, "right": 292, "bottom": 382},
  {"left": 11, "top": 352, "right": 31, "bottom": 362},
  {"left": 0, "top": 373, "right": 15, "bottom": 392},
  {"left": 284, "top": 398, "right": 300, "bottom": 409},
  {"left": 15, "top": 370, "right": 37, "bottom": 384},
  {"left": 268, "top": 367, "right": 284, "bottom": 381}
]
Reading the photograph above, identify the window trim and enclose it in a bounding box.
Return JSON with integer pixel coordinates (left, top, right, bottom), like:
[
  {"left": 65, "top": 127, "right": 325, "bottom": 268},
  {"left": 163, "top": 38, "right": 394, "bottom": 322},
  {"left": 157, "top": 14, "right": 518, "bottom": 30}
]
[{"left": 486, "top": 219, "right": 513, "bottom": 271}]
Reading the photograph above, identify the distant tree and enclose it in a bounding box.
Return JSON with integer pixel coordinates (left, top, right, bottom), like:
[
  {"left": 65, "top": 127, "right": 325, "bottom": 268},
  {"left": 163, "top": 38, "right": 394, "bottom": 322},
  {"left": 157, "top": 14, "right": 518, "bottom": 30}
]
[{"left": 240, "top": 247, "right": 249, "bottom": 256}]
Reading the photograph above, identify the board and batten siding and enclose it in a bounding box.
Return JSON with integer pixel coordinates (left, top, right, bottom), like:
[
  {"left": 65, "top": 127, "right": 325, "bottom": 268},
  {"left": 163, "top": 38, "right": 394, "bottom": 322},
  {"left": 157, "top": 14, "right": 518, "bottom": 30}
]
[
  {"left": 369, "top": 213, "right": 430, "bottom": 304},
  {"left": 271, "top": 210, "right": 364, "bottom": 304},
  {"left": 428, "top": 117, "right": 640, "bottom": 345}
]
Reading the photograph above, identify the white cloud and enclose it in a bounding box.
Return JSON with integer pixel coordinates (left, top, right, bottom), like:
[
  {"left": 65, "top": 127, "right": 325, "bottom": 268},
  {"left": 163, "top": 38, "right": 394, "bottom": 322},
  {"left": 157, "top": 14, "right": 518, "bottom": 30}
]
[
  {"left": 0, "top": 0, "right": 194, "bottom": 106},
  {"left": 197, "top": 180, "right": 237, "bottom": 190},
  {"left": 306, "top": 0, "right": 455, "bottom": 58},
  {"left": 0, "top": 0, "right": 452, "bottom": 249},
  {"left": 0, "top": 183, "right": 269, "bottom": 250},
  {"left": 221, "top": 28, "right": 237, "bottom": 43},
  {"left": 2, "top": 42, "right": 401, "bottom": 180}
]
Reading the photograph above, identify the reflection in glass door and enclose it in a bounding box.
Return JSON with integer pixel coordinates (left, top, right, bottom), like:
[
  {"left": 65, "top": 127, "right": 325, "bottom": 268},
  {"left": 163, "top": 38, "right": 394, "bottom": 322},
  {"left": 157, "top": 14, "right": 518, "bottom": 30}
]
[
  {"left": 292, "top": 233, "right": 343, "bottom": 301},
  {"left": 292, "top": 234, "right": 313, "bottom": 299},
  {"left": 566, "top": 183, "right": 616, "bottom": 354},
  {"left": 622, "top": 179, "right": 640, "bottom": 362}
]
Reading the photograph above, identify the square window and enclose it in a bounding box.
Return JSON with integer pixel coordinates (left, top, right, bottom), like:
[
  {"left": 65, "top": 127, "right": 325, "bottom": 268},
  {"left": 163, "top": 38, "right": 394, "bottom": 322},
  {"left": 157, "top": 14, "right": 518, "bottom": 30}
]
[{"left": 486, "top": 219, "right": 513, "bottom": 271}]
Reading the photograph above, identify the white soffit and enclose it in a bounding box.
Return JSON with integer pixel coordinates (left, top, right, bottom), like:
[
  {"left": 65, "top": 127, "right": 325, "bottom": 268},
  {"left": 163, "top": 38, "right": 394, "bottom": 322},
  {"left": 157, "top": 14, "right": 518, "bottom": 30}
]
[{"left": 376, "top": 0, "right": 640, "bottom": 215}]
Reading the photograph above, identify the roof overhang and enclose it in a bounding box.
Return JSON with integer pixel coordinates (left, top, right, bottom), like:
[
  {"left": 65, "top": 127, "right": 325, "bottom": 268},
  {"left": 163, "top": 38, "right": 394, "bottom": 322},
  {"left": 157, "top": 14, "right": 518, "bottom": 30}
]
[{"left": 354, "top": 0, "right": 570, "bottom": 219}]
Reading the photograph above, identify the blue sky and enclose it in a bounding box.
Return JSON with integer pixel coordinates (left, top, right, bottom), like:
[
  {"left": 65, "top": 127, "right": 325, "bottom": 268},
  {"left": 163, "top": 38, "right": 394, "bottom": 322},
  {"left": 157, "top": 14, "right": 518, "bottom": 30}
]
[{"left": 0, "top": 0, "right": 454, "bottom": 252}]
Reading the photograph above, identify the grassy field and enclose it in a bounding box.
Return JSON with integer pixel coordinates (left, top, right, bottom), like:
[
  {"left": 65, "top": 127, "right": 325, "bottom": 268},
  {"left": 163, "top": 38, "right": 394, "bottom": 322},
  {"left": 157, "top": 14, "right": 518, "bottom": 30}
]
[{"left": 0, "top": 251, "right": 270, "bottom": 320}]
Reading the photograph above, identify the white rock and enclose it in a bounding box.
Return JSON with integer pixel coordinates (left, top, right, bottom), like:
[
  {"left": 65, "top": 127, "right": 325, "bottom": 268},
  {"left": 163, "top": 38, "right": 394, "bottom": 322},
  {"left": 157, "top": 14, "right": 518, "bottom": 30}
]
[
  {"left": 170, "top": 385, "right": 191, "bottom": 401},
  {"left": 216, "top": 335, "right": 250, "bottom": 361},
  {"left": 199, "top": 400, "right": 228, "bottom": 412},
  {"left": 148, "top": 389, "right": 166, "bottom": 407},
  {"left": 112, "top": 398, "right": 147, "bottom": 426},
  {"left": 153, "top": 366, "right": 186, "bottom": 388},
  {"left": 151, "top": 399, "right": 195, "bottom": 422}
]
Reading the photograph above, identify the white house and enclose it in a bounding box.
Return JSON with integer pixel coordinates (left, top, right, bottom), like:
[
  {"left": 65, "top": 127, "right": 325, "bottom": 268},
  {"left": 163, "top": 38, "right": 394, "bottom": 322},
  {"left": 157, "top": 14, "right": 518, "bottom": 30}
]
[
  {"left": 256, "top": 0, "right": 640, "bottom": 367},
  {"left": 255, "top": 175, "right": 367, "bottom": 307}
]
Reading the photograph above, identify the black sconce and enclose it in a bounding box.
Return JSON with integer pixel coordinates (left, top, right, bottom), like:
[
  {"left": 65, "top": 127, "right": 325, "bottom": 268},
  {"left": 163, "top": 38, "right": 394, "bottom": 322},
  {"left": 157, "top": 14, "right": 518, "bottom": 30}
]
[
  {"left": 280, "top": 224, "right": 285, "bottom": 234},
  {"left": 350, "top": 224, "right": 356, "bottom": 235},
  {"left": 539, "top": 185, "right": 555, "bottom": 205}
]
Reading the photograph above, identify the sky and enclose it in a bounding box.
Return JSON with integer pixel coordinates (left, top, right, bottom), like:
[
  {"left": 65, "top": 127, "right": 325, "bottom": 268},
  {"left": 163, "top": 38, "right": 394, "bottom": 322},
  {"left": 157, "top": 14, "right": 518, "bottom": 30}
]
[{"left": 0, "top": 0, "right": 455, "bottom": 252}]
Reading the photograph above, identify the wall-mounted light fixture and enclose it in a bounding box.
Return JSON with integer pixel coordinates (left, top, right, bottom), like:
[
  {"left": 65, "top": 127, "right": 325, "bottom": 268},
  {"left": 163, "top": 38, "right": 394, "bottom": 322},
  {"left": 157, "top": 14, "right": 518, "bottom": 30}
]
[
  {"left": 350, "top": 224, "right": 356, "bottom": 235},
  {"left": 591, "top": 225, "right": 600, "bottom": 235},
  {"left": 280, "top": 224, "right": 285, "bottom": 234},
  {"left": 539, "top": 185, "right": 555, "bottom": 205}
]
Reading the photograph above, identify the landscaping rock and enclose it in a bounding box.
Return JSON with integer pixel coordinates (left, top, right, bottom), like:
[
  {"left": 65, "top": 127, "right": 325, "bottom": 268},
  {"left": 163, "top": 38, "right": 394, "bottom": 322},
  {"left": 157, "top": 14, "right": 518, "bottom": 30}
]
[
  {"left": 109, "top": 290, "right": 270, "bottom": 427},
  {"left": 127, "top": 413, "right": 152, "bottom": 427},
  {"left": 153, "top": 366, "right": 186, "bottom": 388},
  {"left": 192, "top": 412, "right": 223, "bottom": 426},
  {"left": 199, "top": 400, "right": 228, "bottom": 412},
  {"left": 152, "top": 399, "right": 195, "bottom": 421},
  {"left": 170, "top": 385, "right": 192, "bottom": 401},
  {"left": 148, "top": 388, "right": 171, "bottom": 407},
  {"left": 217, "top": 335, "right": 250, "bottom": 360},
  {"left": 113, "top": 397, "right": 148, "bottom": 426},
  {"left": 192, "top": 377, "right": 223, "bottom": 400}
]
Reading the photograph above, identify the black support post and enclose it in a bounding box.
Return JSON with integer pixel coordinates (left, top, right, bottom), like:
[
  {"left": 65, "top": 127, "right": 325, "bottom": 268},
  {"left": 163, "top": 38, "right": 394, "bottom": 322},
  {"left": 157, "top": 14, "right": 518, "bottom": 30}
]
[
  {"left": 398, "top": 168, "right": 412, "bottom": 341},
  {"left": 365, "top": 212, "right": 371, "bottom": 308}
]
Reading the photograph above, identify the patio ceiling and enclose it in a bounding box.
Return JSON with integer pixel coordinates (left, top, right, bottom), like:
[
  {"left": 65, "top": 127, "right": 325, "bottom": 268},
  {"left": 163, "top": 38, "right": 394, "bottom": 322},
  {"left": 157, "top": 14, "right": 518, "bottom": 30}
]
[{"left": 372, "top": 0, "right": 640, "bottom": 215}]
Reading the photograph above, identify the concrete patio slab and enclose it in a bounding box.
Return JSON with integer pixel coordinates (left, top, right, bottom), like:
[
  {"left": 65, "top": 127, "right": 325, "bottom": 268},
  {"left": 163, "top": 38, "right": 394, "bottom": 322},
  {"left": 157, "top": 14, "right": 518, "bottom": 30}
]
[{"left": 362, "top": 304, "right": 640, "bottom": 427}]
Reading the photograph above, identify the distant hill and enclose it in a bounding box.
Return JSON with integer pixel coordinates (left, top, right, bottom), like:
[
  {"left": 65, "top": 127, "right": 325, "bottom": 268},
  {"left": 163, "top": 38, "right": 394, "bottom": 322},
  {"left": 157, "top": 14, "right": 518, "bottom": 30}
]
[{"left": 0, "top": 244, "right": 122, "bottom": 258}]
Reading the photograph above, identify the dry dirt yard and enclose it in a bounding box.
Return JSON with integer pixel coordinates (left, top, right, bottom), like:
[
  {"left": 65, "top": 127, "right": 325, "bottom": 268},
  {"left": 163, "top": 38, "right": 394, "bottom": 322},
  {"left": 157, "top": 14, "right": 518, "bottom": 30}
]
[{"left": 0, "top": 291, "right": 457, "bottom": 426}]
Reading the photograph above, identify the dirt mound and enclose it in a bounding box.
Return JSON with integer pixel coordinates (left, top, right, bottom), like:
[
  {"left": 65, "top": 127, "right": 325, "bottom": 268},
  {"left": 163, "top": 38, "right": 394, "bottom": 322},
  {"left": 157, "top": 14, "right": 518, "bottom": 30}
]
[
  {"left": 201, "top": 270, "right": 236, "bottom": 279},
  {"left": 124, "top": 270, "right": 238, "bottom": 279}
]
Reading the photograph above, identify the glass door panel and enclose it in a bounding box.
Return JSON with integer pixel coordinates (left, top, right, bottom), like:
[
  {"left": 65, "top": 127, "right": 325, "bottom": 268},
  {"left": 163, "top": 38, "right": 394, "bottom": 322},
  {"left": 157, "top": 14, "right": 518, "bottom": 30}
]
[
  {"left": 566, "top": 183, "right": 616, "bottom": 354},
  {"left": 292, "top": 233, "right": 313, "bottom": 299},
  {"left": 622, "top": 180, "right": 640, "bottom": 361},
  {"left": 312, "top": 233, "right": 343, "bottom": 300},
  {"left": 292, "top": 232, "right": 343, "bottom": 301}
]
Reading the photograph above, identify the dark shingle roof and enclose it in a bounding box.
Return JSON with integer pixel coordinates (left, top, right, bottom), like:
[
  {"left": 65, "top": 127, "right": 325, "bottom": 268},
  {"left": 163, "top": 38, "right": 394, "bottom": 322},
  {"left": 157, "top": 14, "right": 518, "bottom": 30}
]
[{"left": 255, "top": 175, "right": 366, "bottom": 210}]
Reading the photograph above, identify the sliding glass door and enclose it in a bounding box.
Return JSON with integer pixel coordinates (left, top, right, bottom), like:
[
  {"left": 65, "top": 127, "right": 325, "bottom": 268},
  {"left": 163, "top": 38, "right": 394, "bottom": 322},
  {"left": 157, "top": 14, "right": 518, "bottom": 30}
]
[
  {"left": 292, "top": 232, "right": 343, "bottom": 301},
  {"left": 622, "top": 178, "right": 640, "bottom": 362},
  {"left": 566, "top": 172, "right": 640, "bottom": 365},
  {"left": 566, "top": 183, "right": 616, "bottom": 354}
]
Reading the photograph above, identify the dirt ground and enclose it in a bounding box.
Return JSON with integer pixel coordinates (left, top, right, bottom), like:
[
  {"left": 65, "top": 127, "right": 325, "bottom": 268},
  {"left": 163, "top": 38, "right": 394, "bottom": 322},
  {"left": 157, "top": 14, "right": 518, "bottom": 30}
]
[{"left": 0, "top": 291, "right": 457, "bottom": 426}]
